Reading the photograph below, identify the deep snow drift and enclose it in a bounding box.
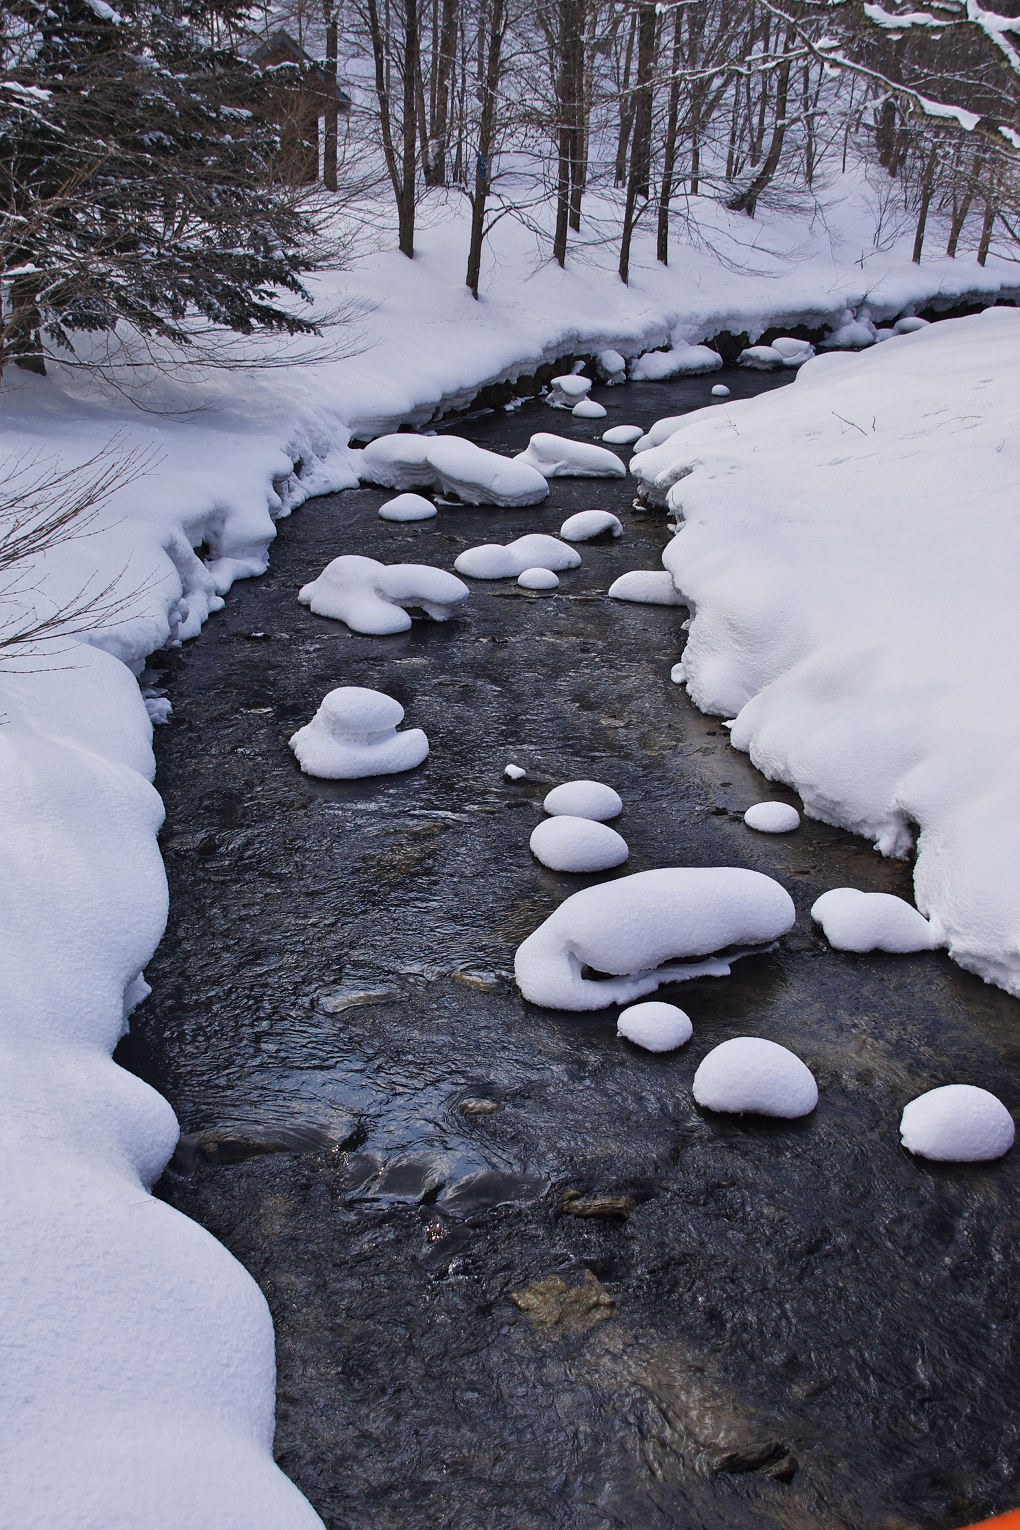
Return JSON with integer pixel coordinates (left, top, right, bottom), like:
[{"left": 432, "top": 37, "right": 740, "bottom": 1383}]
[{"left": 632, "top": 309, "right": 1020, "bottom": 995}]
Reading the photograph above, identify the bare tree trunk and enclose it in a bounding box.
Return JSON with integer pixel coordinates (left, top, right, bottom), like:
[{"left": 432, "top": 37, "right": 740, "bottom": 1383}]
[
  {"left": 399, "top": 0, "right": 420, "bottom": 255},
  {"left": 728, "top": 49, "right": 791, "bottom": 216},
  {"left": 977, "top": 197, "right": 996, "bottom": 264},
  {"left": 619, "top": 0, "right": 656, "bottom": 284},
  {"left": 911, "top": 145, "right": 936, "bottom": 264},
  {"left": 425, "top": 0, "right": 458, "bottom": 184},
  {"left": 466, "top": 0, "right": 506, "bottom": 296},
  {"left": 614, "top": 9, "right": 636, "bottom": 188},
  {"left": 323, "top": 7, "right": 338, "bottom": 191},
  {"left": 656, "top": 9, "right": 682, "bottom": 265},
  {"left": 5, "top": 278, "right": 47, "bottom": 375}
]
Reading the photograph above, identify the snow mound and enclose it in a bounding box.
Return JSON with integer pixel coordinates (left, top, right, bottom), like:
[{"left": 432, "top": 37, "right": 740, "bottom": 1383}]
[
  {"left": 617, "top": 1001, "right": 693, "bottom": 1052},
  {"left": 298, "top": 554, "right": 469, "bottom": 634},
  {"left": 744, "top": 801, "right": 801, "bottom": 833},
  {"left": 529, "top": 815, "right": 629, "bottom": 872},
  {"left": 711, "top": 385, "right": 730, "bottom": 398},
  {"left": 811, "top": 889, "right": 938, "bottom": 953},
  {"left": 514, "top": 433, "right": 626, "bottom": 479},
  {"left": 894, "top": 315, "right": 930, "bottom": 334},
  {"left": 455, "top": 534, "right": 580, "bottom": 580},
  {"left": 289, "top": 687, "right": 428, "bottom": 779},
  {"left": 514, "top": 867, "right": 796, "bottom": 1010},
  {"left": 572, "top": 399, "right": 607, "bottom": 419},
  {"left": 608, "top": 570, "right": 685, "bottom": 606},
  {"left": 596, "top": 350, "right": 627, "bottom": 382},
  {"left": 693, "top": 1037, "right": 818, "bottom": 1118},
  {"left": 360, "top": 432, "right": 548, "bottom": 506},
  {"left": 602, "top": 425, "right": 643, "bottom": 446},
  {"left": 518, "top": 567, "right": 559, "bottom": 590},
  {"left": 559, "top": 510, "right": 623, "bottom": 542},
  {"left": 632, "top": 414, "right": 690, "bottom": 453},
  {"left": 504, "top": 763, "right": 526, "bottom": 780},
  {"left": 740, "top": 337, "right": 815, "bottom": 369},
  {"left": 378, "top": 492, "right": 437, "bottom": 521},
  {"left": 543, "top": 779, "right": 622, "bottom": 821},
  {"left": 899, "top": 1084, "right": 1014, "bottom": 1162},
  {"left": 822, "top": 307, "right": 877, "bottom": 349},
  {"left": 632, "top": 343, "right": 722, "bottom": 380},
  {"left": 547, "top": 373, "right": 592, "bottom": 406}
]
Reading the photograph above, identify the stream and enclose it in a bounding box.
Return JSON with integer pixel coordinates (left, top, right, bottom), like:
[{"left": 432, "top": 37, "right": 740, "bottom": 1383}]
[{"left": 118, "top": 366, "right": 1020, "bottom": 1530}]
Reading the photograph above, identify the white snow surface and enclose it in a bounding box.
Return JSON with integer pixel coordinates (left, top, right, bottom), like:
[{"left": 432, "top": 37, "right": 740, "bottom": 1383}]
[
  {"left": 518, "top": 566, "right": 560, "bottom": 589},
  {"left": 602, "top": 425, "right": 643, "bottom": 445},
  {"left": 744, "top": 801, "right": 802, "bottom": 833},
  {"left": 378, "top": 491, "right": 437, "bottom": 521},
  {"left": 632, "top": 309, "right": 1020, "bottom": 994},
  {"left": 504, "top": 763, "right": 527, "bottom": 780},
  {"left": 710, "top": 384, "right": 730, "bottom": 398},
  {"left": 360, "top": 432, "right": 548, "bottom": 506},
  {"left": 616, "top": 1001, "right": 693, "bottom": 1052},
  {"left": 514, "top": 433, "right": 626, "bottom": 479},
  {"left": 455, "top": 533, "right": 580, "bottom": 579},
  {"left": 548, "top": 373, "right": 592, "bottom": 404},
  {"left": 811, "top": 888, "right": 938, "bottom": 953},
  {"left": 559, "top": 510, "right": 623, "bottom": 542},
  {"left": 514, "top": 867, "right": 796, "bottom": 1010},
  {"left": 528, "top": 815, "right": 629, "bottom": 872},
  {"left": 899, "top": 1084, "right": 1015, "bottom": 1162},
  {"left": 608, "top": 569, "right": 686, "bottom": 606},
  {"left": 572, "top": 398, "right": 607, "bottom": 419},
  {"left": 289, "top": 686, "right": 429, "bottom": 778},
  {"left": 543, "top": 779, "right": 623, "bottom": 821},
  {"left": 298, "top": 554, "right": 468, "bottom": 633},
  {"left": 693, "top": 1037, "right": 818, "bottom": 1118},
  {"left": 739, "top": 337, "right": 815, "bottom": 369},
  {"left": 631, "top": 342, "right": 722, "bottom": 379}
]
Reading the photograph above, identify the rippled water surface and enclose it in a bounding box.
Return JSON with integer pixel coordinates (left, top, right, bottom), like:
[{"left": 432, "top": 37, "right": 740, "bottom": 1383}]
[{"left": 119, "top": 367, "right": 1020, "bottom": 1530}]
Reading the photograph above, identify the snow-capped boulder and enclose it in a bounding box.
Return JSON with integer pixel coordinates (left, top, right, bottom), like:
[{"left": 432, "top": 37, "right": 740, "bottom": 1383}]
[
  {"left": 900, "top": 1084, "right": 1014, "bottom": 1161},
  {"left": 547, "top": 373, "right": 592, "bottom": 407},
  {"left": 518, "top": 567, "right": 559, "bottom": 590},
  {"left": 811, "top": 888, "right": 938, "bottom": 953},
  {"left": 772, "top": 336, "right": 815, "bottom": 365},
  {"left": 543, "top": 779, "right": 622, "bottom": 821},
  {"left": 693, "top": 1037, "right": 818, "bottom": 1118},
  {"left": 744, "top": 802, "right": 801, "bottom": 833},
  {"left": 514, "top": 867, "right": 796, "bottom": 1010},
  {"left": 822, "top": 308, "right": 877, "bottom": 349},
  {"left": 595, "top": 349, "right": 627, "bottom": 383},
  {"left": 514, "top": 433, "right": 626, "bottom": 479},
  {"left": 378, "top": 492, "right": 437, "bottom": 522},
  {"left": 631, "top": 343, "right": 722, "bottom": 380},
  {"left": 602, "top": 425, "right": 643, "bottom": 446},
  {"left": 290, "top": 687, "right": 428, "bottom": 779},
  {"left": 893, "top": 315, "right": 930, "bottom": 335},
  {"left": 738, "top": 345, "right": 785, "bottom": 370},
  {"left": 504, "top": 763, "right": 526, "bottom": 780},
  {"left": 559, "top": 510, "right": 622, "bottom": 542},
  {"left": 608, "top": 570, "right": 685, "bottom": 606},
  {"left": 617, "top": 1001, "right": 692, "bottom": 1052},
  {"left": 360, "top": 432, "right": 548, "bottom": 506},
  {"left": 572, "top": 399, "right": 607, "bottom": 419},
  {"left": 455, "top": 534, "right": 580, "bottom": 580},
  {"left": 711, "top": 385, "right": 730, "bottom": 398},
  {"left": 529, "top": 815, "right": 628, "bottom": 872},
  {"left": 298, "top": 555, "right": 469, "bottom": 635}
]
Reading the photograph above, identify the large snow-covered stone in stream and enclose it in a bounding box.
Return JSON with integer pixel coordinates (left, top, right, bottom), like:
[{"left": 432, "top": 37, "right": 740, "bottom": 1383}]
[
  {"left": 559, "top": 510, "right": 622, "bottom": 542},
  {"left": 378, "top": 492, "right": 437, "bottom": 522},
  {"left": 290, "top": 687, "right": 428, "bottom": 779},
  {"left": 899, "top": 1084, "right": 1014, "bottom": 1162},
  {"left": 543, "top": 779, "right": 622, "bottom": 821},
  {"left": 608, "top": 570, "right": 685, "bottom": 606},
  {"left": 360, "top": 432, "right": 548, "bottom": 506},
  {"left": 299, "top": 555, "right": 469, "bottom": 635},
  {"left": 547, "top": 374, "right": 592, "bottom": 407},
  {"left": 518, "top": 567, "right": 559, "bottom": 590},
  {"left": 739, "top": 338, "right": 815, "bottom": 369},
  {"left": 894, "top": 315, "right": 930, "bottom": 335},
  {"left": 617, "top": 1001, "right": 693, "bottom": 1052},
  {"left": 693, "top": 1037, "right": 818, "bottom": 1118},
  {"left": 572, "top": 398, "right": 607, "bottom": 419},
  {"left": 811, "top": 888, "right": 938, "bottom": 953},
  {"left": 529, "top": 815, "right": 629, "bottom": 872},
  {"left": 514, "top": 867, "right": 796, "bottom": 1010},
  {"left": 514, "top": 433, "right": 626, "bottom": 479},
  {"left": 602, "top": 425, "right": 643, "bottom": 446},
  {"left": 631, "top": 343, "right": 722, "bottom": 380},
  {"left": 455, "top": 534, "right": 580, "bottom": 580},
  {"left": 744, "top": 801, "right": 801, "bottom": 833}
]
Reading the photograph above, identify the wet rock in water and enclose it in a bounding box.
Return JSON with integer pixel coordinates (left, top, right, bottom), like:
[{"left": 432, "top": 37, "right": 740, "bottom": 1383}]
[
  {"left": 460, "top": 1096, "right": 501, "bottom": 1115},
  {"left": 178, "top": 1123, "right": 340, "bottom": 1168},
  {"left": 511, "top": 1270, "right": 616, "bottom": 1333},
  {"left": 709, "top": 1439, "right": 794, "bottom": 1475},
  {"left": 450, "top": 967, "right": 502, "bottom": 991},
  {"left": 316, "top": 982, "right": 401, "bottom": 1013},
  {"left": 438, "top": 1168, "right": 546, "bottom": 1214},
  {"left": 561, "top": 1194, "right": 637, "bottom": 1219}
]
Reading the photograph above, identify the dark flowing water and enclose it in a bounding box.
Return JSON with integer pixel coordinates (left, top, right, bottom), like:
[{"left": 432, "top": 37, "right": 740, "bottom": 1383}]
[{"left": 119, "top": 367, "right": 1020, "bottom": 1530}]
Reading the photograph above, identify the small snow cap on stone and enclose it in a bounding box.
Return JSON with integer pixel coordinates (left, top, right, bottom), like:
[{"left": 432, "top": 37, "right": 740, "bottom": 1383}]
[
  {"left": 550, "top": 373, "right": 592, "bottom": 399},
  {"left": 670, "top": 662, "right": 686, "bottom": 684},
  {"left": 289, "top": 686, "right": 428, "bottom": 779},
  {"left": 455, "top": 533, "right": 580, "bottom": 580},
  {"left": 543, "top": 779, "right": 623, "bottom": 821},
  {"left": 744, "top": 801, "right": 801, "bottom": 833},
  {"left": 529, "top": 815, "right": 628, "bottom": 873},
  {"left": 811, "top": 888, "right": 938, "bottom": 952},
  {"left": 518, "top": 567, "right": 559, "bottom": 590},
  {"left": 738, "top": 345, "right": 784, "bottom": 370},
  {"left": 631, "top": 343, "right": 722, "bottom": 380},
  {"left": 900, "top": 1084, "right": 1014, "bottom": 1162},
  {"left": 572, "top": 398, "right": 607, "bottom": 419},
  {"left": 299, "top": 554, "right": 469, "bottom": 635},
  {"left": 617, "top": 1001, "right": 692, "bottom": 1052},
  {"left": 711, "top": 384, "right": 730, "bottom": 398},
  {"left": 893, "top": 315, "right": 930, "bottom": 334},
  {"left": 693, "top": 1037, "right": 818, "bottom": 1118},
  {"left": 378, "top": 492, "right": 437, "bottom": 521},
  {"left": 602, "top": 425, "right": 643, "bottom": 446},
  {"left": 771, "top": 337, "right": 816, "bottom": 366},
  {"left": 559, "top": 510, "right": 623, "bottom": 542},
  {"left": 596, "top": 349, "right": 627, "bottom": 382},
  {"left": 504, "top": 763, "right": 526, "bottom": 780},
  {"left": 514, "top": 433, "right": 626, "bottom": 479},
  {"left": 608, "top": 570, "right": 685, "bottom": 606}
]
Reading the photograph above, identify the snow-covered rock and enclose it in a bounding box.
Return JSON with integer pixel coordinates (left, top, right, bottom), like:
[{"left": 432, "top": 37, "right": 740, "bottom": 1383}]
[
  {"left": 529, "top": 815, "right": 629, "bottom": 872},
  {"left": 514, "top": 867, "right": 796, "bottom": 1010},
  {"left": 894, "top": 315, "right": 930, "bottom": 334},
  {"left": 378, "top": 492, "right": 437, "bottom": 521},
  {"left": 744, "top": 801, "right": 801, "bottom": 833},
  {"left": 595, "top": 350, "right": 627, "bottom": 383},
  {"left": 608, "top": 570, "right": 685, "bottom": 606},
  {"left": 360, "top": 432, "right": 548, "bottom": 506},
  {"left": 822, "top": 307, "right": 877, "bottom": 349},
  {"left": 772, "top": 336, "right": 816, "bottom": 365},
  {"left": 547, "top": 373, "right": 592, "bottom": 407},
  {"left": 504, "top": 763, "right": 526, "bottom": 780},
  {"left": 572, "top": 398, "right": 607, "bottom": 419},
  {"left": 559, "top": 510, "right": 622, "bottom": 542},
  {"left": 711, "top": 384, "right": 730, "bottom": 398},
  {"left": 693, "top": 1037, "right": 818, "bottom": 1117},
  {"left": 298, "top": 554, "right": 469, "bottom": 634},
  {"left": 811, "top": 889, "right": 938, "bottom": 953},
  {"left": 543, "top": 779, "right": 622, "bottom": 821},
  {"left": 289, "top": 687, "right": 429, "bottom": 778},
  {"left": 899, "top": 1084, "right": 1014, "bottom": 1161},
  {"left": 514, "top": 433, "right": 626, "bottom": 479},
  {"left": 602, "top": 425, "right": 643, "bottom": 446},
  {"left": 518, "top": 567, "right": 559, "bottom": 590},
  {"left": 617, "top": 1001, "right": 693, "bottom": 1052},
  {"left": 738, "top": 345, "right": 786, "bottom": 370},
  {"left": 631, "top": 343, "right": 722, "bottom": 380},
  {"left": 455, "top": 533, "right": 580, "bottom": 580}
]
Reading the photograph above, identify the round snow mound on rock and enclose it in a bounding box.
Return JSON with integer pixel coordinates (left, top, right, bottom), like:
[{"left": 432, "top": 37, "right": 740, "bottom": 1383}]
[
  {"left": 602, "top": 425, "right": 643, "bottom": 446},
  {"left": 811, "top": 888, "right": 938, "bottom": 952},
  {"left": 289, "top": 686, "right": 428, "bottom": 779},
  {"left": 608, "top": 570, "right": 685, "bottom": 606},
  {"left": 711, "top": 384, "right": 730, "bottom": 398},
  {"left": 543, "top": 779, "right": 623, "bottom": 821},
  {"left": 572, "top": 399, "right": 607, "bottom": 419},
  {"left": 900, "top": 1084, "right": 1014, "bottom": 1162},
  {"left": 378, "top": 492, "right": 437, "bottom": 521},
  {"left": 559, "top": 511, "right": 623, "bottom": 542},
  {"left": 504, "top": 763, "right": 526, "bottom": 780},
  {"left": 455, "top": 533, "right": 580, "bottom": 580},
  {"left": 529, "top": 815, "right": 628, "bottom": 872},
  {"left": 617, "top": 1001, "right": 692, "bottom": 1052},
  {"left": 693, "top": 1037, "right": 818, "bottom": 1118},
  {"left": 518, "top": 567, "right": 559, "bottom": 590},
  {"left": 744, "top": 801, "right": 801, "bottom": 833}
]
